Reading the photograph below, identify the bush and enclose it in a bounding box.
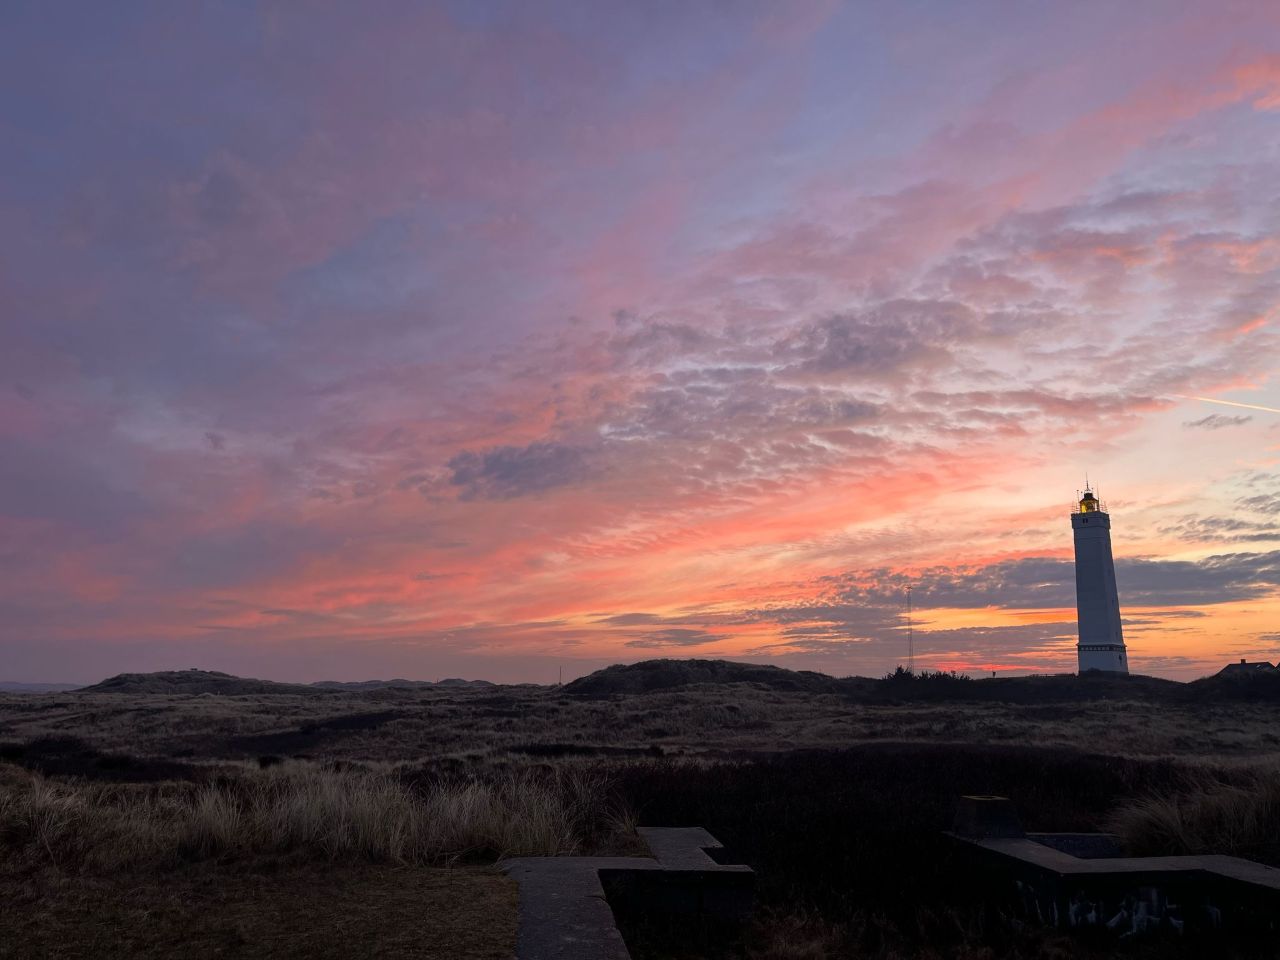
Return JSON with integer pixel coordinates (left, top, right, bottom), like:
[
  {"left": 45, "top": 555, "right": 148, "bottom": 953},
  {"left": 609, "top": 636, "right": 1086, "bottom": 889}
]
[{"left": 882, "top": 666, "right": 972, "bottom": 683}]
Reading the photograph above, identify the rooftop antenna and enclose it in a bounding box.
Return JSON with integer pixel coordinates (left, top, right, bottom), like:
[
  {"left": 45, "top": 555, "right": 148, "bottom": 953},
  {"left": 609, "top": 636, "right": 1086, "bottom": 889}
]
[
  {"left": 907, "top": 585, "right": 915, "bottom": 676},
  {"left": 558, "top": 665, "right": 562, "bottom": 686}
]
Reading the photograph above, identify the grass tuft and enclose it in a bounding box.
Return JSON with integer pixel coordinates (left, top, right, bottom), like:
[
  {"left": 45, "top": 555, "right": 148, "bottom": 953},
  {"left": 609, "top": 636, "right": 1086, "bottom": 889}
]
[{"left": 1108, "top": 764, "right": 1280, "bottom": 864}]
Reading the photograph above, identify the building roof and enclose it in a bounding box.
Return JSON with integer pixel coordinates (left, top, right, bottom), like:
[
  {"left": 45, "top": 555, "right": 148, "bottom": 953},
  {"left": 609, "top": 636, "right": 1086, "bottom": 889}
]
[{"left": 1217, "top": 659, "right": 1277, "bottom": 676}]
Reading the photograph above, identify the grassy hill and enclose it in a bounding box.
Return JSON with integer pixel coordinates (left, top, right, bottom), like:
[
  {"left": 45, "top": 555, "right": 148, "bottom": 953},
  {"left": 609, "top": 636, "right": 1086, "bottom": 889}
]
[
  {"left": 1186, "top": 669, "right": 1280, "bottom": 701},
  {"left": 53, "top": 659, "right": 1280, "bottom": 704},
  {"left": 73, "top": 671, "right": 500, "bottom": 696},
  {"left": 564, "top": 658, "right": 846, "bottom": 697},
  {"left": 565, "top": 658, "right": 1275, "bottom": 704},
  {"left": 311, "top": 678, "right": 496, "bottom": 690},
  {"left": 78, "top": 670, "right": 323, "bottom": 696}
]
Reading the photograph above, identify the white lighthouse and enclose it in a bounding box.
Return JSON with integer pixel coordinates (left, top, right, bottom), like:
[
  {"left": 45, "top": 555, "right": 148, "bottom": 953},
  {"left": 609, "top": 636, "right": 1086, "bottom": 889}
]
[{"left": 1072, "top": 489, "right": 1128, "bottom": 674}]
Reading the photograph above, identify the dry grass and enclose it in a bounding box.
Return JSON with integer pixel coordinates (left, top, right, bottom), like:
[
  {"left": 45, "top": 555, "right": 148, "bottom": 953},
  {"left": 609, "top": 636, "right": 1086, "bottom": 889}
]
[
  {"left": 741, "top": 910, "right": 845, "bottom": 960},
  {"left": 0, "top": 761, "right": 629, "bottom": 873},
  {"left": 4, "top": 684, "right": 1279, "bottom": 766},
  {"left": 1, "top": 864, "right": 516, "bottom": 960},
  {"left": 1109, "top": 763, "right": 1280, "bottom": 863}
]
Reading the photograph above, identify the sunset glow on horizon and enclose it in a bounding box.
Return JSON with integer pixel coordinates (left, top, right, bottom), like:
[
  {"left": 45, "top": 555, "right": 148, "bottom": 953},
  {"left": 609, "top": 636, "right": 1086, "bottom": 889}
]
[{"left": 3, "top": 1, "right": 1280, "bottom": 683}]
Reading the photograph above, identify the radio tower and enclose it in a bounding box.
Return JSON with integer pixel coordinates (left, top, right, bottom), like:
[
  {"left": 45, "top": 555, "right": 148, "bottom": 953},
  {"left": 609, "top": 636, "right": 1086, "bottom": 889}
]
[{"left": 907, "top": 585, "right": 914, "bottom": 675}]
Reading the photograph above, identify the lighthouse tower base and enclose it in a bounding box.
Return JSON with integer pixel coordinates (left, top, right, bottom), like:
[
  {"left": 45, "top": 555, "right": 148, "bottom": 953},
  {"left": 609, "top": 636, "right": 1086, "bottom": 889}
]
[{"left": 1078, "top": 643, "right": 1128, "bottom": 674}]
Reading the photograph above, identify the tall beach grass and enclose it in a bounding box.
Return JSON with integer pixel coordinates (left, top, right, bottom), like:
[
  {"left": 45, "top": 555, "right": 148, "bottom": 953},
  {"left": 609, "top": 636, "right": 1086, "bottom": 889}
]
[
  {"left": 1108, "top": 764, "right": 1280, "bottom": 864},
  {"left": 0, "top": 761, "right": 631, "bottom": 872}
]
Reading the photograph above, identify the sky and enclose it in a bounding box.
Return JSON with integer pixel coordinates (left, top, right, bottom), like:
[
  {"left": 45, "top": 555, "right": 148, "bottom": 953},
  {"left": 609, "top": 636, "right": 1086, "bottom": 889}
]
[{"left": 3, "top": 1, "right": 1280, "bottom": 684}]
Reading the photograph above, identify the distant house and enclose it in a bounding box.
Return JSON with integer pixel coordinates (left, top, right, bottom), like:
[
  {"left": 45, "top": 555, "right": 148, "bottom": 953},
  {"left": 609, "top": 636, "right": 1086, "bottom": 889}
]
[{"left": 1217, "top": 659, "right": 1278, "bottom": 677}]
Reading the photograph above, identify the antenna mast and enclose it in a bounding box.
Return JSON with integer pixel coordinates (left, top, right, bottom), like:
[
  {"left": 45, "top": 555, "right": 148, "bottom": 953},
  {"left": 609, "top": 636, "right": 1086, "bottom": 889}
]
[{"left": 907, "top": 585, "right": 914, "bottom": 675}]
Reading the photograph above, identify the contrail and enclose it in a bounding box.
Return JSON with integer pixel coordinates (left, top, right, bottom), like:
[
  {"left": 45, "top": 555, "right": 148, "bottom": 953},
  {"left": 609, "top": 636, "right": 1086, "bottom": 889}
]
[{"left": 1174, "top": 395, "right": 1280, "bottom": 416}]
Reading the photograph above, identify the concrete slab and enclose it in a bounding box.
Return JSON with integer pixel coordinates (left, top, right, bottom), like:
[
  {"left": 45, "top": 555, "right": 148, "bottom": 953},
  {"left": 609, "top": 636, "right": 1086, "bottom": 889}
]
[
  {"left": 637, "top": 826, "right": 748, "bottom": 871},
  {"left": 503, "top": 827, "right": 754, "bottom": 960},
  {"left": 964, "top": 836, "right": 1280, "bottom": 890},
  {"left": 503, "top": 856, "right": 659, "bottom": 960}
]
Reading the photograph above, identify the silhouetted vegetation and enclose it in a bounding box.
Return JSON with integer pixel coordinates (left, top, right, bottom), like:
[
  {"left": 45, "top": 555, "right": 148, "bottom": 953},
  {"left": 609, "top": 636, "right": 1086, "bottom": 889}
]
[
  {"left": 882, "top": 666, "right": 972, "bottom": 681},
  {"left": 605, "top": 745, "right": 1277, "bottom": 958},
  {"left": 613, "top": 745, "right": 1176, "bottom": 912}
]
